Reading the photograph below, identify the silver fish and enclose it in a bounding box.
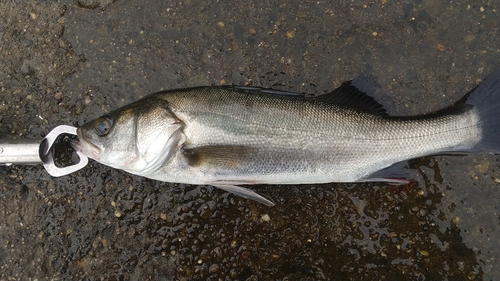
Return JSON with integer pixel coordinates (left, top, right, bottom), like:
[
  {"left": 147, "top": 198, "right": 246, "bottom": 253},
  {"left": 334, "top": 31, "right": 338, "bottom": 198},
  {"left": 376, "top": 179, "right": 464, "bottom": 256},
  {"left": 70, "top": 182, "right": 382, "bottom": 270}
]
[{"left": 72, "top": 69, "right": 500, "bottom": 206}]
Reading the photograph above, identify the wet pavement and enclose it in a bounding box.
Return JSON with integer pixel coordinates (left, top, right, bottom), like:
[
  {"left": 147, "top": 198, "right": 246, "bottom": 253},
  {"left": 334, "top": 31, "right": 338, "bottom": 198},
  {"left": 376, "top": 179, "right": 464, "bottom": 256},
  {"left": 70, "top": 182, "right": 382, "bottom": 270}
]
[{"left": 1, "top": 0, "right": 500, "bottom": 280}]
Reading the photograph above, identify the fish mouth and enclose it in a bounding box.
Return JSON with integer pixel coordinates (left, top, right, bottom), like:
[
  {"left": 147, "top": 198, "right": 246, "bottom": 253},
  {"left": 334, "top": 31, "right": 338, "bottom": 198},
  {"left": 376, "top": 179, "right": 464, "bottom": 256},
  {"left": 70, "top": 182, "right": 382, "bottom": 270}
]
[{"left": 71, "top": 128, "right": 102, "bottom": 160}]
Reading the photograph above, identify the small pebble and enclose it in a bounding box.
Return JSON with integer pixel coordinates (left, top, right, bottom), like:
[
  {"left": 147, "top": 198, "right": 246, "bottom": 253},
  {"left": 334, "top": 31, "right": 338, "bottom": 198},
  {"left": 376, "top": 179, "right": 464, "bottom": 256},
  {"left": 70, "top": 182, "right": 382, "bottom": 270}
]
[
  {"left": 286, "top": 30, "right": 296, "bottom": 39},
  {"left": 464, "top": 35, "right": 475, "bottom": 42},
  {"left": 209, "top": 264, "right": 219, "bottom": 273},
  {"left": 114, "top": 210, "right": 122, "bottom": 218},
  {"left": 261, "top": 214, "right": 270, "bottom": 222},
  {"left": 241, "top": 251, "right": 250, "bottom": 260},
  {"left": 436, "top": 43, "right": 446, "bottom": 52}
]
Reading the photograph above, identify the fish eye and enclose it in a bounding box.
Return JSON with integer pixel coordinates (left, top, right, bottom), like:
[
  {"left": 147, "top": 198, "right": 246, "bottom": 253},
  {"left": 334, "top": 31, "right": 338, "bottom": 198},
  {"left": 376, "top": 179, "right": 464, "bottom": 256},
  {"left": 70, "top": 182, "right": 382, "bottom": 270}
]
[{"left": 94, "top": 116, "right": 113, "bottom": 136}]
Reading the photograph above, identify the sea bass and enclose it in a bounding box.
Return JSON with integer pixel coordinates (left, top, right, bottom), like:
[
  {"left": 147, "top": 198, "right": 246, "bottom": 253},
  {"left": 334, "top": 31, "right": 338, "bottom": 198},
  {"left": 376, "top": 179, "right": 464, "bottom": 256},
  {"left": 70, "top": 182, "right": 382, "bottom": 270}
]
[{"left": 72, "top": 69, "right": 500, "bottom": 206}]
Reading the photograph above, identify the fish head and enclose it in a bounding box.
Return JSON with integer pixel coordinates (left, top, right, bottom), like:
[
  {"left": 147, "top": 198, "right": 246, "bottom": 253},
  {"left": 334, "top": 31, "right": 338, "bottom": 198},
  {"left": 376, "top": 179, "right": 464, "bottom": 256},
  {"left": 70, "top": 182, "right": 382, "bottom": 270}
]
[{"left": 73, "top": 99, "right": 183, "bottom": 175}]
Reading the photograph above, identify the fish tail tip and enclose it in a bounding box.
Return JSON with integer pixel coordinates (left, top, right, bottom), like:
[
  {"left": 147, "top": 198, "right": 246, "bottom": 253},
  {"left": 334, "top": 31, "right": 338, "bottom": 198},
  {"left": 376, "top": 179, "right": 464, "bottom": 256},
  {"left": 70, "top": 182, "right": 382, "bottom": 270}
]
[{"left": 466, "top": 67, "right": 500, "bottom": 154}]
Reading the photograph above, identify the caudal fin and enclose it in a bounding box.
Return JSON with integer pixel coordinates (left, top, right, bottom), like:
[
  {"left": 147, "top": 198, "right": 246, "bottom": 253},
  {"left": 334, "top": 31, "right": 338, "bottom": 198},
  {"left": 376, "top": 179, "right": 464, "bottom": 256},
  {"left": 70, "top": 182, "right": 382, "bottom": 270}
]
[{"left": 466, "top": 67, "right": 500, "bottom": 154}]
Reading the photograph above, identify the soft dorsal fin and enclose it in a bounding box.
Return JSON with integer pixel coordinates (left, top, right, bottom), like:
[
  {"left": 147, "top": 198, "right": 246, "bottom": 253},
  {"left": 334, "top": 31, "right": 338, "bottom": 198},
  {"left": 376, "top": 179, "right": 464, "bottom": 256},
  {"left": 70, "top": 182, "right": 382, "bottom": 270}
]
[{"left": 314, "top": 74, "right": 396, "bottom": 116}]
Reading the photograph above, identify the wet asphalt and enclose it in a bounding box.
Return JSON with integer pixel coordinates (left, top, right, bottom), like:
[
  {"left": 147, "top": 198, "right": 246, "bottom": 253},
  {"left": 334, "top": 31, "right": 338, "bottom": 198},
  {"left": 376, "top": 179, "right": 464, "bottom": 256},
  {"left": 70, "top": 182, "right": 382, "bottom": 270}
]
[{"left": 1, "top": 0, "right": 500, "bottom": 280}]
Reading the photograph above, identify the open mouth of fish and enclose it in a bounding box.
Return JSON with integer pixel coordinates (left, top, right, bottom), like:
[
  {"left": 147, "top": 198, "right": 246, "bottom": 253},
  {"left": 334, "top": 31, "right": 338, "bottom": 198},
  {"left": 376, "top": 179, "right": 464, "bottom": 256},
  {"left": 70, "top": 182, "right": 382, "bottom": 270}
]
[{"left": 71, "top": 128, "right": 102, "bottom": 161}]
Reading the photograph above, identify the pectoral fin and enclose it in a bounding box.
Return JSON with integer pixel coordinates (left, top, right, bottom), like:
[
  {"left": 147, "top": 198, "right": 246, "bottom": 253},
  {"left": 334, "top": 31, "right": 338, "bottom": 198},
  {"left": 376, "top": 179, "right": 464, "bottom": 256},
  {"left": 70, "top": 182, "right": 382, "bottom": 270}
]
[
  {"left": 208, "top": 181, "right": 275, "bottom": 206},
  {"left": 182, "top": 145, "right": 257, "bottom": 168}
]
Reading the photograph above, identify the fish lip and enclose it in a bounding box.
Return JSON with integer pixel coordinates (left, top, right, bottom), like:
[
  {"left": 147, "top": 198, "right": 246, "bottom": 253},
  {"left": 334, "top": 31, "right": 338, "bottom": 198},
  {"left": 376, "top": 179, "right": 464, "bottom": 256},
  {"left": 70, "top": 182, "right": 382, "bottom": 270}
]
[{"left": 71, "top": 128, "right": 102, "bottom": 160}]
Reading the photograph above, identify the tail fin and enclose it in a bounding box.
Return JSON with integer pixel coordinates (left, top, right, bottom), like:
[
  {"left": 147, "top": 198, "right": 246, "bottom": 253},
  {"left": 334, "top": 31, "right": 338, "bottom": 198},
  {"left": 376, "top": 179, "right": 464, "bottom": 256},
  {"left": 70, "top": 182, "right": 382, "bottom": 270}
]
[{"left": 466, "top": 67, "right": 500, "bottom": 154}]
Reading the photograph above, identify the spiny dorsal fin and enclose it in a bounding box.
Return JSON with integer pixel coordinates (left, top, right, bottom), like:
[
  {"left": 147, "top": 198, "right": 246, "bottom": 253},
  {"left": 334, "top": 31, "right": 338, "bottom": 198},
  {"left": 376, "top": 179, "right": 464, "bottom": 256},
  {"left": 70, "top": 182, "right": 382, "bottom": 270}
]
[
  {"left": 224, "top": 85, "right": 305, "bottom": 98},
  {"left": 314, "top": 74, "right": 396, "bottom": 116}
]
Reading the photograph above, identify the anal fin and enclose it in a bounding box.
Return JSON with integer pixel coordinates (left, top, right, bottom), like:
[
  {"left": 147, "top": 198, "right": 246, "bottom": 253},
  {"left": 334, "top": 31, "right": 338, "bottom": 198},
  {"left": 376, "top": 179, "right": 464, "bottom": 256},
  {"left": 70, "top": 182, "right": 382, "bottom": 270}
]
[{"left": 359, "top": 161, "right": 419, "bottom": 184}]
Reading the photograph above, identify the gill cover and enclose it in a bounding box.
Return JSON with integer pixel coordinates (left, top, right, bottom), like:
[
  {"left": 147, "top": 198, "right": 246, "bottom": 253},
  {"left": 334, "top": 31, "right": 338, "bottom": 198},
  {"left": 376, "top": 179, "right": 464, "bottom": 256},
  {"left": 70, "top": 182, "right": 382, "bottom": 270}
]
[{"left": 133, "top": 104, "right": 183, "bottom": 174}]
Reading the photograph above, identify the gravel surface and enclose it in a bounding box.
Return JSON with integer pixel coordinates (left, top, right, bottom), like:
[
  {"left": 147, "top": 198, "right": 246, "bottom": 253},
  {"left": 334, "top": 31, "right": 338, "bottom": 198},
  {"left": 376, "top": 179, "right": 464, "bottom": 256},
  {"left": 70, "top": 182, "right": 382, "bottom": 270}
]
[{"left": 1, "top": 0, "right": 500, "bottom": 280}]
